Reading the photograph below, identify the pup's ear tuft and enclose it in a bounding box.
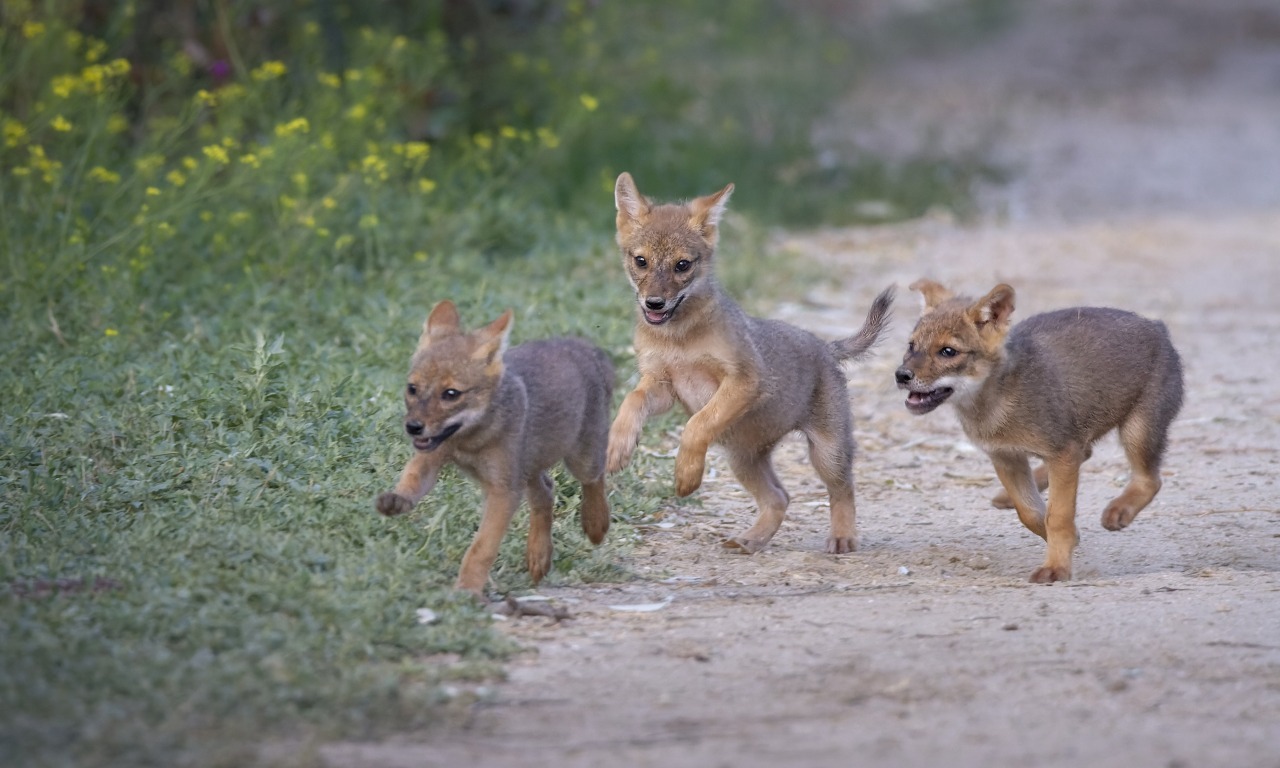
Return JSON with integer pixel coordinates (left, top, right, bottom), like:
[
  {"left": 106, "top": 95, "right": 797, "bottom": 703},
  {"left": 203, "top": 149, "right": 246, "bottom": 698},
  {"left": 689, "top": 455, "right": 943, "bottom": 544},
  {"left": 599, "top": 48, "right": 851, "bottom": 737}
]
[
  {"left": 688, "top": 182, "right": 734, "bottom": 245},
  {"left": 970, "top": 283, "right": 1016, "bottom": 327},
  {"left": 615, "top": 172, "right": 650, "bottom": 233},
  {"left": 420, "top": 300, "right": 460, "bottom": 347},
  {"left": 908, "top": 279, "right": 955, "bottom": 313},
  {"left": 471, "top": 309, "right": 514, "bottom": 367}
]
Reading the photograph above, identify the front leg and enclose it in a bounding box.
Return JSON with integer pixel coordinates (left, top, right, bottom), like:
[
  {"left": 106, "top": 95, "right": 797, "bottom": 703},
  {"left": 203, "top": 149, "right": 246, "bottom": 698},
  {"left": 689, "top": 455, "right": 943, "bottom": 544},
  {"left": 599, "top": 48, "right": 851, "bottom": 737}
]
[
  {"left": 1029, "top": 451, "right": 1084, "bottom": 584},
  {"left": 989, "top": 451, "right": 1047, "bottom": 539},
  {"left": 455, "top": 483, "right": 523, "bottom": 596},
  {"left": 607, "top": 373, "right": 675, "bottom": 473},
  {"left": 376, "top": 450, "right": 444, "bottom": 516},
  {"left": 674, "top": 372, "right": 758, "bottom": 497}
]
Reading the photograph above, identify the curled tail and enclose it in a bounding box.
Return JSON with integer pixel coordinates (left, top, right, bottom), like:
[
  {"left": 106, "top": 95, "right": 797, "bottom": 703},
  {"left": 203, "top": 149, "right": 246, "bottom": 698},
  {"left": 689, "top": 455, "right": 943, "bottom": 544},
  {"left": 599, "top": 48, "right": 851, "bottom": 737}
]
[{"left": 830, "top": 285, "right": 895, "bottom": 362}]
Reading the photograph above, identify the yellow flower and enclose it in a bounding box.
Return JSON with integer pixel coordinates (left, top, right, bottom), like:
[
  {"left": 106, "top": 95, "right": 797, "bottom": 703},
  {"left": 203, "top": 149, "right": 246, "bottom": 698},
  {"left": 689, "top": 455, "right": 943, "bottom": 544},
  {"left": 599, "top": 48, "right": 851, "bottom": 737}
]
[
  {"left": 579, "top": 93, "right": 599, "bottom": 111},
  {"left": 229, "top": 211, "right": 251, "bottom": 226},
  {"left": 106, "top": 114, "right": 128, "bottom": 134},
  {"left": 104, "top": 328, "right": 119, "bottom": 337},
  {"left": 3, "top": 119, "right": 27, "bottom": 148},
  {"left": 536, "top": 127, "right": 559, "bottom": 149},
  {"left": 500, "top": 126, "right": 518, "bottom": 139},
  {"left": 85, "top": 39, "right": 108, "bottom": 63},
  {"left": 414, "top": 251, "right": 429, "bottom": 262},
  {"left": 298, "top": 214, "right": 316, "bottom": 228},
  {"left": 391, "top": 36, "right": 408, "bottom": 51},
  {"left": 251, "top": 61, "right": 287, "bottom": 81},
  {"left": 23, "top": 21, "right": 46, "bottom": 39},
  {"left": 346, "top": 104, "right": 367, "bottom": 121},
  {"left": 239, "top": 153, "right": 260, "bottom": 168},
  {"left": 402, "top": 141, "right": 430, "bottom": 161},
  {"left": 182, "top": 156, "right": 198, "bottom": 170},
  {"left": 166, "top": 169, "right": 187, "bottom": 187},
  {"left": 274, "top": 117, "right": 310, "bottom": 137},
  {"left": 50, "top": 115, "right": 73, "bottom": 132},
  {"left": 321, "top": 196, "right": 337, "bottom": 209},
  {"left": 51, "top": 75, "right": 78, "bottom": 99},
  {"left": 135, "top": 154, "right": 164, "bottom": 175},
  {"left": 155, "top": 222, "right": 175, "bottom": 237},
  {"left": 200, "top": 211, "right": 213, "bottom": 222},
  {"left": 12, "top": 167, "right": 31, "bottom": 177},
  {"left": 358, "top": 214, "right": 379, "bottom": 229},
  {"left": 472, "top": 132, "right": 493, "bottom": 151},
  {"left": 106, "top": 58, "right": 130, "bottom": 76},
  {"left": 279, "top": 194, "right": 297, "bottom": 210},
  {"left": 334, "top": 234, "right": 355, "bottom": 250},
  {"left": 201, "top": 145, "right": 230, "bottom": 164},
  {"left": 292, "top": 172, "right": 308, "bottom": 190},
  {"left": 88, "top": 166, "right": 121, "bottom": 184},
  {"left": 418, "top": 178, "right": 437, "bottom": 194},
  {"left": 195, "top": 89, "right": 218, "bottom": 107},
  {"left": 145, "top": 186, "right": 160, "bottom": 196},
  {"left": 316, "top": 227, "right": 331, "bottom": 238},
  {"left": 317, "top": 72, "right": 341, "bottom": 89},
  {"left": 361, "top": 154, "right": 389, "bottom": 182}
]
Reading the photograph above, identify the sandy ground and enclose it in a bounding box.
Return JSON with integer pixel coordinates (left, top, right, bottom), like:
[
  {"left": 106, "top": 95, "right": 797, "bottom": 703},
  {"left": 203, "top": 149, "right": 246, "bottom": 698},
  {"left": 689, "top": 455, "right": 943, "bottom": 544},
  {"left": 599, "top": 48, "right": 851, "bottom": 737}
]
[{"left": 316, "top": 2, "right": 1280, "bottom": 765}]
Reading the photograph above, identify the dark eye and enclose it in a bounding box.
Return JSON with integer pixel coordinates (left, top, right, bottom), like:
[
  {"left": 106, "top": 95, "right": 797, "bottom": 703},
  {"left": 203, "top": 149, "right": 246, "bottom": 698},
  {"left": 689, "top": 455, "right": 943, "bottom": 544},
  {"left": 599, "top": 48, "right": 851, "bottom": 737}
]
[
  {"left": 674, "top": 259, "right": 691, "bottom": 273},
  {"left": 406, "top": 383, "right": 418, "bottom": 396},
  {"left": 907, "top": 341, "right": 916, "bottom": 354},
  {"left": 441, "top": 388, "right": 461, "bottom": 401},
  {"left": 633, "top": 255, "right": 647, "bottom": 268},
  {"left": 939, "top": 347, "right": 958, "bottom": 358}
]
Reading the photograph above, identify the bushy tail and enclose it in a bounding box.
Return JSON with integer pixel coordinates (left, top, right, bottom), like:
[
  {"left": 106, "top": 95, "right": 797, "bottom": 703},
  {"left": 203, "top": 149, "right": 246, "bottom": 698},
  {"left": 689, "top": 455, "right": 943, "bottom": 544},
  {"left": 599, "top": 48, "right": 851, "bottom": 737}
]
[{"left": 830, "top": 285, "right": 895, "bottom": 362}]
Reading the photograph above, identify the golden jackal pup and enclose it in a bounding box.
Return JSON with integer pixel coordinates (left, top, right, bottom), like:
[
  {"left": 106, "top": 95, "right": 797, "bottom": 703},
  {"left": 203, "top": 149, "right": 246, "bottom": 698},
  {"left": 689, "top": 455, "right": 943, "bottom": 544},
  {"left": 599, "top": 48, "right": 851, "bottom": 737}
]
[
  {"left": 896, "top": 280, "right": 1184, "bottom": 583},
  {"left": 376, "top": 300, "right": 614, "bottom": 596},
  {"left": 607, "top": 172, "right": 894, "bottom": 554}
]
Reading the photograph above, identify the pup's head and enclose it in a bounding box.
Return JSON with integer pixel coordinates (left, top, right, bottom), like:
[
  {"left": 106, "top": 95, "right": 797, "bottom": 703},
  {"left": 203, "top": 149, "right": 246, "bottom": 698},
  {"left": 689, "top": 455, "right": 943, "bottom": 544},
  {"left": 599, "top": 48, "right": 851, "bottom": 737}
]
[
  {"left": 401, "top": 300, "right": 512, "bottom": 451},
  {"left": 614, "top": 172, "right": 733, "bottom": 328},
  {"left": 895, "top": 280, "right": 1015, "bottom": 414}
]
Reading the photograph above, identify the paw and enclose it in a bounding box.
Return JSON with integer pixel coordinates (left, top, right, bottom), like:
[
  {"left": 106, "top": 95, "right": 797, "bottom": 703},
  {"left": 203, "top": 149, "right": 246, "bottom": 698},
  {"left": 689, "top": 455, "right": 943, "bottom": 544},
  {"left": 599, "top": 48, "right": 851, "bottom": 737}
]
[
  {"left": 674, "top": 449, "right": 705, "bottom": 497},
  {"left": 376, "top": 492, "right": 413, "bottom": 517},
  {"left": 1101, "top": 500, "right": 1138, "bottom": 531},
  {"left": 825, "top": 536, "right": 857, "bottom": 555},
  {"left": 991, "top": 490, "right": 1015, "bottom": 510},
  {"left": 1028, "top": 564, "right": 1071, "bottom": 583},
  {"left": 453, "top": 573, "right": 489, "bottom": 599},
  {"left": 722, "top": 536, "right": 768, "bottom": 554},
  {"left": 526, "top": 543, "right": 553, "bottom": 585},
  {"left": 606, "top": 431, "right": 635, "bottom": 474}
]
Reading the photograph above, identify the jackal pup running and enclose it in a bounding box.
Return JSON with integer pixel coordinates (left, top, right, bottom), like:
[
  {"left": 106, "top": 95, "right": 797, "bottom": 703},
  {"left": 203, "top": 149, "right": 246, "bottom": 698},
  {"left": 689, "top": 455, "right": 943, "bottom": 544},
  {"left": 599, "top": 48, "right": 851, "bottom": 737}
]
[
  {"left": 606, "top": 172, "right": 894, "bottom": 554},
  {"left": 895, "top": 280, "right": 1184, "bottom": 583},
  {"left": 376, "top": 300, "right": 614, "bottom": 596}
]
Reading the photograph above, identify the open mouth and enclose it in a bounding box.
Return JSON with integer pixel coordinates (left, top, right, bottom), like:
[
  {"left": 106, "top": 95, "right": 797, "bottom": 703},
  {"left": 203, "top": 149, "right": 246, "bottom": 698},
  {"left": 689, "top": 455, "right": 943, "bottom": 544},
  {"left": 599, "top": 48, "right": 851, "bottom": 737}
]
[
  {"left": 642, "top": 295, "right": 684, "bottom": 326},
  {"left": 412, "top": 423, "right": 461, "bottom": 452},
  {"left": 904, "top": 387, "right": 954, "bottom": 415}
]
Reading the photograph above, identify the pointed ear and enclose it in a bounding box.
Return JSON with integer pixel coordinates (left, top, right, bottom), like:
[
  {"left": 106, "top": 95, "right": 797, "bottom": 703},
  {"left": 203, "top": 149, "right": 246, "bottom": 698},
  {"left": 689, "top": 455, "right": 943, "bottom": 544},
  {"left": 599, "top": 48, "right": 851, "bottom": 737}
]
[
  {"left": 909, "top": 279, "right": 955, "bottom": 313},
  {"left": 688, "top": 182, "right": 734, "bottom": 245},
  {"left": 471, "top": 309, "right": 513, "bottom": 368},
  {"left": 615, "top": 172, "right": 650, "bottom": 235},
  {"left": 419, "top": 300, "right": 460, "bottom": 347},
  {"left": 969, "top": 284, "right": 1016, "bottom": 328}
]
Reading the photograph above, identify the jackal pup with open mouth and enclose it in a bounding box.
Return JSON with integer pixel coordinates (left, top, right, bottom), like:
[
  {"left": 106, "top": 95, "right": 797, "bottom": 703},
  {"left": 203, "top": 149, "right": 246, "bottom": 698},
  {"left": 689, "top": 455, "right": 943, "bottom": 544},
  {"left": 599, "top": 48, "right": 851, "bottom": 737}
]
[
  {"left": 606, "top": 172, "right": 894, "bottom": 554},
  {"left": 896, "top": 280, "right": 1184, "bottom": 583},
  {"left": 376, "top": 300, "right": 614, "bottom": 596}
]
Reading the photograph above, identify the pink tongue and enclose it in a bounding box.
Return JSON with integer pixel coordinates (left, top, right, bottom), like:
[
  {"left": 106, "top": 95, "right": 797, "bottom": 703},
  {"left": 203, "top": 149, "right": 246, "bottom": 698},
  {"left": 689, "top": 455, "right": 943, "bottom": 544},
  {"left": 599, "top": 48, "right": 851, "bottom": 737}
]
[
  {"left": 908, "top": 392, "right": 926, "bottom": 403},
  {"left": 645, "top": 310, "right": 666, "bottom": 323}
]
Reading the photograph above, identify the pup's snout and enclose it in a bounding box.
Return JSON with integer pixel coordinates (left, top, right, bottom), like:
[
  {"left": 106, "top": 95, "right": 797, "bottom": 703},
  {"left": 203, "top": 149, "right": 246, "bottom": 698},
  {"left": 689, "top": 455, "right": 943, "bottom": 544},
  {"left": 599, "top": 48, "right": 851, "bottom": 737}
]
[
  {"left": 644, "top": 296, "right": 666, "bottom": 311},
  {"left": 895, "top": 367, "right": 915, "bottom": 385},
  {"left": 405, "top": 420, "right": 425, "bottom": 436}
]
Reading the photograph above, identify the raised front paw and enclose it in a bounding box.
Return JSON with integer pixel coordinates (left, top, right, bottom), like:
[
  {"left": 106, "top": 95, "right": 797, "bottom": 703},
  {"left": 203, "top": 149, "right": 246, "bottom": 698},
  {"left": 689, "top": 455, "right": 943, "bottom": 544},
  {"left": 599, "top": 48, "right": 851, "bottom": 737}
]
[
  {"left": 606, "top": 429, "right": 636, "bottom": 474},
  {"left": 674, "top": 449, "right": 705, "bottom": 497},
  {"left": 376, "top": 492, "right": 413, "bottom": 517},
  {"left": 1029, "top": 563, "right": 1071, "bottom": 583}
]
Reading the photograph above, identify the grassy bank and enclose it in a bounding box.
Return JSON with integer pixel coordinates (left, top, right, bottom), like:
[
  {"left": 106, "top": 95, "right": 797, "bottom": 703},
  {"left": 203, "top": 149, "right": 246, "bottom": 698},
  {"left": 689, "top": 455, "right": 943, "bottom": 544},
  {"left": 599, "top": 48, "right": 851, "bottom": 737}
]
[{"left": 0, "top": 1, "right": 989, "bottom": 764}]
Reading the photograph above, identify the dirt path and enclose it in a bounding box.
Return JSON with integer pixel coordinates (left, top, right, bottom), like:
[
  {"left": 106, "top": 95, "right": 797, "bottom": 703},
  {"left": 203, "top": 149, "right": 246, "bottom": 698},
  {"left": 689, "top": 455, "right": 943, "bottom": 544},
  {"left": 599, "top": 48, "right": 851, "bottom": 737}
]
[{"left": 320, "top": 2, "right": 1280, "bottom": 765}]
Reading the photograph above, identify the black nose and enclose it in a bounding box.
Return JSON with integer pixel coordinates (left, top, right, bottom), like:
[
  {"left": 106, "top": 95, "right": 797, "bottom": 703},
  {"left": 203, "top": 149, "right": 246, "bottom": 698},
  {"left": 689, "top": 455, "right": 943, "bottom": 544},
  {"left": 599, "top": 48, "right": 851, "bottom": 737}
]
[
  {"left": 895, "top": 367, "right": 914, "bottom": 385},
  {"left": 405, "top": 420, "right": 424, "bottom": 436},
  {"left": 644, "top": 296, "right": 666, "bottom": 310}
]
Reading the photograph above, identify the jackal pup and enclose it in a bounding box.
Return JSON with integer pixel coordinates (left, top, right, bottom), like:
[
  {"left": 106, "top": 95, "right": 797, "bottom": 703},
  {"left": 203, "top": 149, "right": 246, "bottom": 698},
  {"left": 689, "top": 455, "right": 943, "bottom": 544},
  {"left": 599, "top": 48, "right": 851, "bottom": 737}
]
[
  {"left": 895, "top": 280, "right": 1183, "bottom": 583},
  {"left": 376, "top": 300, "right": 614, "bottom": 596},
  {"left": 607, "top": 172, "right": 894, "bottom": 554}
]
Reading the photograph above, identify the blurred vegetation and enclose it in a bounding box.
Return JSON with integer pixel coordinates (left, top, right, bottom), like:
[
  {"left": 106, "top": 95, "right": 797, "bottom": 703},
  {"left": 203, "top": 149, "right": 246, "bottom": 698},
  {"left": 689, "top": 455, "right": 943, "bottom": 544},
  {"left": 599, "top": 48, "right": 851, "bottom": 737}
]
[{"left": 0, "top": 0, "right": 995, "bottom": 765}]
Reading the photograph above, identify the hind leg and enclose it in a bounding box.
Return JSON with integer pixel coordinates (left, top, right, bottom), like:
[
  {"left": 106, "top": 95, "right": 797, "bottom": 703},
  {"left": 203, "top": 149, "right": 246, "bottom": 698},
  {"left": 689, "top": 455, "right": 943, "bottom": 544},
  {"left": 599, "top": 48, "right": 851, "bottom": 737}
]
[
  {"left": 1102, "top": 414, "right": 1167, "bottom": 530},
  {"left": 722, "top": 447, "right": 789, "bottom": 554},
  {"left": 805, "top": 426, "right": 859, "bottom": 554},
  {"left": 566, "top": 448, "right": 610, "bottom": 546},
  {"left": 525, "top": 472, "right": 555, "bottom": 584}
]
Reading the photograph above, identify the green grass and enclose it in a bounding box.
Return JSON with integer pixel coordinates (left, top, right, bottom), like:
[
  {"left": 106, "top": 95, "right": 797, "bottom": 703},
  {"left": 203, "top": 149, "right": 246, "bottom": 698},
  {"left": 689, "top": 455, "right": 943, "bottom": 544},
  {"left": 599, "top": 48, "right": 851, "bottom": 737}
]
[{"left": 0, "top": 1, "right": 988, "bottom": 765}]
